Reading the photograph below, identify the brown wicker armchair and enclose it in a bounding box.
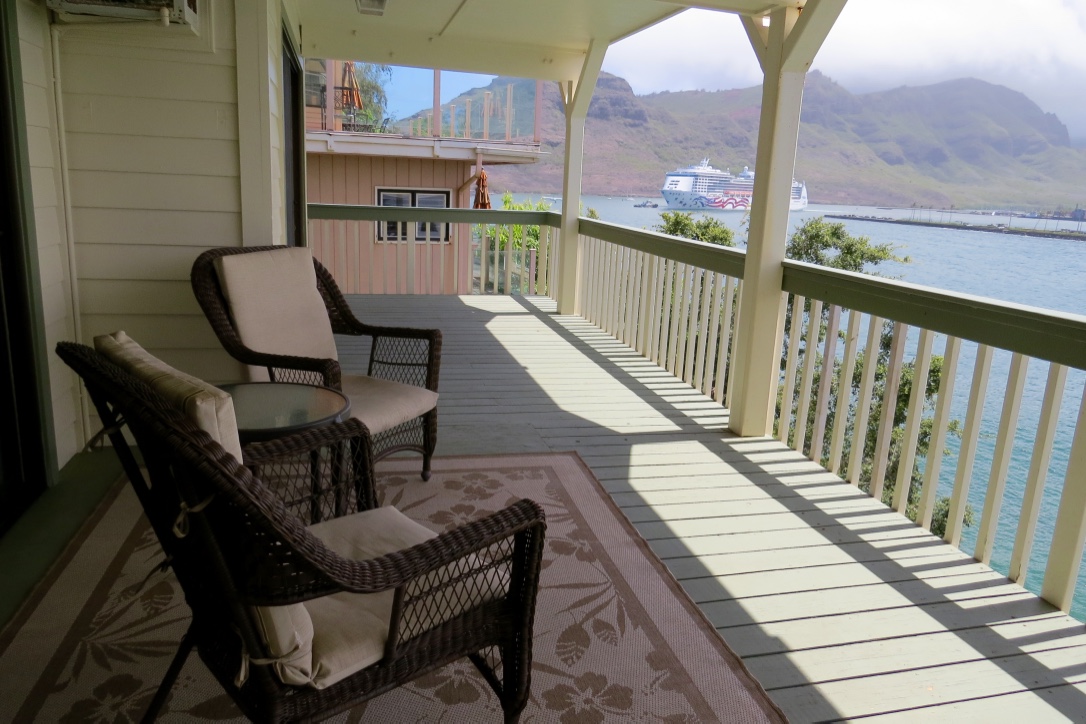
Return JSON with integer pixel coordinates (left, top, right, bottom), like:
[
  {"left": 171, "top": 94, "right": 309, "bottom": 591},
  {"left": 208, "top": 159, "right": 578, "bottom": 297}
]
[
  {"left": 56, "top": 341, "right": 545, "bottom": 723},
  {"left": 191, "top": 246, "right": 441, "bottom": 479}
]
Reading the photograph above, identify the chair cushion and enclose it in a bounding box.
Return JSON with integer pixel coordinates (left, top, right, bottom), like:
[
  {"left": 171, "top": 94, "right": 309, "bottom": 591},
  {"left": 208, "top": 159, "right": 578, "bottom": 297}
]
[
  {"left": 93, "top": 331, "right": 244, "bottom": 463},
  {"left": 253, "top": 506, "right": 437, "bottom": 689},
  {"left": 340, "top": 374, "right": 439, "bottom": 434},
  {"left": 213, "top": 248, "right": 339, "bottom": 367}
]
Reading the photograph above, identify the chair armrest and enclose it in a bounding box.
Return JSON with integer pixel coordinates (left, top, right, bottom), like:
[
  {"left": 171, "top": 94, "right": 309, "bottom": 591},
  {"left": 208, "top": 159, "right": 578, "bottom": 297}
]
[
  {"left": 242, "top": 419, "right": 378, "bottom": 518},
  {"left": 315, "top": 498, "right": 545, "bottom": 595},
  {"left": 350, "top": 324, "right": 441, "bottom": 391}
]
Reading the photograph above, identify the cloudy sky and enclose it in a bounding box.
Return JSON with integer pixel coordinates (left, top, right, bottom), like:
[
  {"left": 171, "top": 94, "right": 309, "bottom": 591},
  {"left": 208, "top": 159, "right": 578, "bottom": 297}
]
[
  {"left": 383, "top": 1, "right": 1085, "bottom": 141},
  {"left": 605, "top": 0, "right": 1086, "bottom": 141}
]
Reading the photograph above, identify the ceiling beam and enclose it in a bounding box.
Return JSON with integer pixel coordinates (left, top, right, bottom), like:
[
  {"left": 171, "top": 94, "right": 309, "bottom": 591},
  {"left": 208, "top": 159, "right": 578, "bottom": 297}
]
[{"left": 781, "top": 0, "right": 847, "bottom": 72}]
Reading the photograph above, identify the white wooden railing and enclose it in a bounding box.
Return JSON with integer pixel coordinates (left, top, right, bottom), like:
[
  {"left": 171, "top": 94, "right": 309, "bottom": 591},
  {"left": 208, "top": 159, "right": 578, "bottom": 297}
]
[
  {"left": 305, "top": 204, "right": 1086, "bottom": 616},
  {"left": 777, "top": 261, "right": 1086, "bottom": 615},
  {"left": 306, "top": 205, "right": 561, "bottom": 296},
  {"left": 576, "top": 219, "right": 747, "bottom": 405}
]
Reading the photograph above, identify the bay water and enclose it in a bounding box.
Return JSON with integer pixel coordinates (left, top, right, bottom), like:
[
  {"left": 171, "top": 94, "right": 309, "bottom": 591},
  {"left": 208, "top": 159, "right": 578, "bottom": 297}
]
[{"left": 514, "top": 193, "right": 1086, "bottom": 620}]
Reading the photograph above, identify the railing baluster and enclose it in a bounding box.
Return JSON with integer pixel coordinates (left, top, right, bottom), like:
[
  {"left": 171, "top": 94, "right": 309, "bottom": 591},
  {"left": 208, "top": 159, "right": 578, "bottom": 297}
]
[
  {"left": 724, "top": 280, "right": 742, "bottom": 407},
  {"left": 893, "top": 327, "right": 934, "bottom": 513},
  {"left": 591, "top": 238, "right": 604, "bottom": 323},
  {"left": 406, "top": 230, "right": 416, "bottom": 294},
  {"left": 634, "top": 251, "right": 647, "bottom": 356},
  {"left": 701, "top": 273, "right": 724, "bottom": 398},
  {"left": 918, "top": 335, "right": 962, "bottom": 529},
  {"left": 870, "top": 321, "right": 907, "bottom": 500},
  {"left": 713, "top": 276, "right": 736, "bottom": 405},
  {"left": 946, "top": 343, "right": 994, "bottom": 547},
  {"left": 829, "top": 309, "right": 861, "bottom": 474},
  {"left": 694, "top": 269, "right": 714, "bottom": 393},
  {"left": 648, "top": 256, "right": 664, "bottom": 366},
  {"left": 1010, "top": 363, "right": 1068, "bottom": 584},
  {"left": 975, "top": 352, "right": 1029, "bottom": 565},
  {"left": 518, "top": 229, "right": 527, "bottom": 294},
  {"left": 683, "top": 269, "right": 703, "bottom": 385},
  {"left": 778, "top": 294, "right": 805, "bottom": 444},
  {"left": 449, "top": 223, "right": 456, "bottom": 294},
  {"left": 608, "top": 244, "right": 622, "bottom": 336},
  {"left": 504, "top": 226, "right": 513, "bottom": 295},
  {"left": 603, "top": 243, "right": 621, "bottom": 334},
  {"left": 667, "top": 263, "right": 686, "bottom": 376},
  {"left": 550, "top": 227, "right": 560, "bottom": 298},
  {"left": 1041, "top": 382, "right": 1086, "bottom": 612},
  {"left": 675, "top": 265, "right": 693, "bottom": 378},
  {"left": 590, "top": 237, "right": 599, "bottom": 323},
  {"left": 793, "top": 299, "right": 823, "bottom": 454},
  {"left": 848, "top": 315, "right": 883, "bottom": 486},
  {"left": 480, "top": 229, "right": 489, "bottom": 294},
  {"left": 657, "top": 260, "right": 674, "bottom": 367},
  {"left": 810, "top": 304, "right": 841, "bottom": 463},
  {"left": 622, "top": 250, "right": 636, "bottom": 346},
  {"left": 623, "top": 247, "right": 639, "bottom": 346}
]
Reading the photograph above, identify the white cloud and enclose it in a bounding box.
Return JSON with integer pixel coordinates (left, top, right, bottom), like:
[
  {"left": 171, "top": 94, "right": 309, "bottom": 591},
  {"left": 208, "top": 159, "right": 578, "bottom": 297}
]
[{"left": 603, "top": 0, "right": 1086, "bottom": 137}]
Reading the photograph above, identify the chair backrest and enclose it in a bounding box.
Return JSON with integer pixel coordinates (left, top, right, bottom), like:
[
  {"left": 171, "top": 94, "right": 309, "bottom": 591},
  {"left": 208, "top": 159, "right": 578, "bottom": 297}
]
[
  {"left": 93, "top": 331, "right": 243, "bottom": 462},
  {"left": 214, "top": 246, "right": 339, "bottom": 361}
]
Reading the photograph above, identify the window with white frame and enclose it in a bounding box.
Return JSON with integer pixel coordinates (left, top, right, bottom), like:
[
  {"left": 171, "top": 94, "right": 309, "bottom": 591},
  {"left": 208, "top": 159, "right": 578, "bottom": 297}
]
[{"left": 376, "top": 188, "right": 451, "bottom": 242}]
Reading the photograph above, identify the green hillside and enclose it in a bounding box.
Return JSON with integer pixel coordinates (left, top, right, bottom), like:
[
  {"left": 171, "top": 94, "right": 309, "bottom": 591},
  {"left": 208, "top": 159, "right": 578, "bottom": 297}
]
[{"left": 449, "top": 72, "right": 1086, "bottom": 210}]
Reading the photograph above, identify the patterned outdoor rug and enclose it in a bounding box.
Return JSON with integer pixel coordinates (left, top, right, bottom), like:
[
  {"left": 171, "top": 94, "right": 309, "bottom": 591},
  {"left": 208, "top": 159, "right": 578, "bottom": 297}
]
[{"left": 0, "top": 452, "right": 784, "bottom": 723}]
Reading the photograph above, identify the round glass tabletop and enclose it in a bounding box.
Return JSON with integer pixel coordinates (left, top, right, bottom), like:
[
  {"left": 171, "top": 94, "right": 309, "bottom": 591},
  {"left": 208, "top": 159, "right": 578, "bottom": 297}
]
[{"left": 218, "top": 382, "right": 351, "bottom": 442}]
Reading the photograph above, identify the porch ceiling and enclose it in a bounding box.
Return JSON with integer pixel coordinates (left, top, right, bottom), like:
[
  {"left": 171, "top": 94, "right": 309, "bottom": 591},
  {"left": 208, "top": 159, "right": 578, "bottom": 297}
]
[{"left": 296, "top": 0, "right": 803, "bottom": 82}]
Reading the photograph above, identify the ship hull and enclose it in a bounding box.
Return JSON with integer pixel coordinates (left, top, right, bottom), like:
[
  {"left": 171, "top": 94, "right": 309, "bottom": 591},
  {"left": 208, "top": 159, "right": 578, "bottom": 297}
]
[{"left": 661, "top": 188, "right": 807, "bottom": 212}]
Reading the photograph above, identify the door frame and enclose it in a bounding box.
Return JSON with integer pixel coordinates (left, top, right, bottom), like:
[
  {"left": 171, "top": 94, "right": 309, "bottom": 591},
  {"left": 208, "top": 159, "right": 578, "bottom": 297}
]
[{"left": 0, "top": 1, "right": 59, "bottom": 533}]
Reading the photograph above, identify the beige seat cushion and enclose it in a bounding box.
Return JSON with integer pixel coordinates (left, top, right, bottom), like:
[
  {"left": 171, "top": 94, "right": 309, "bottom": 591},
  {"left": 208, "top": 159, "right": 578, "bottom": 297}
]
[
  {"left": 254, "top": 506, "right": 506, "bottom": 690},
  {"left": 214, "top": 248, "right": 339, "bottom": 365},
  {"left": 340, "top": 374, "right": 439, "bottom": 434},
  {"left": 253, "top": 506, "right": 436, "bottom": 689},
  {"left": 93, "top": 331, "right": 243, "bottom": 462}
]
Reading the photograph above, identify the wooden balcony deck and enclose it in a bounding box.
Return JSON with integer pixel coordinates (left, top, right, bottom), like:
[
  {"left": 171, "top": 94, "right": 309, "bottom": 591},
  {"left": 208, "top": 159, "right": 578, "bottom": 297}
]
[{"left": 343, "top": 293, "right": 1086, "bottom": 722}]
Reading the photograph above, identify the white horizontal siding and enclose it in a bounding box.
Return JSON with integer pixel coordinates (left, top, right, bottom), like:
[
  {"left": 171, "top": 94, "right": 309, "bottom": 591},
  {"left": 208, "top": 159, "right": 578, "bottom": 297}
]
[
  {"left": 18, "top": 0, "right": 81, "bottom": 468},
  {"left": 58, "top": 3, "right": 244, "bottom": 387}
]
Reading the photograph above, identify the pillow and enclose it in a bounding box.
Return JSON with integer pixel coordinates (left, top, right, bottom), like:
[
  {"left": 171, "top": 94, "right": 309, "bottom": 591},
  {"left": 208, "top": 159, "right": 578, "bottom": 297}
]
[
  {"left": 213, "top": 248, "right": 339, "bottom": 365},
  {"left": 93, "top": 331, "right": 244, "bottom": 462}
]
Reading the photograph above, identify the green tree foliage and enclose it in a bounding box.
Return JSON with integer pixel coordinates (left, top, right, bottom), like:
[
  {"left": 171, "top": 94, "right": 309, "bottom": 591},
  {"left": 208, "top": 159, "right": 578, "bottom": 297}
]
[
  {"left": 654, "top": 211, "right": 735, "bottom": 247},
  {"left": 782, "top": 216, "right": 970, "bottom": 536},
  {"left": 352, "top": 62, "right": 392, "bottom": 128},
  {"left": 787, "top": 217, "right": 908, "bottom": 271},
  {"left": 494, "top": 192, "right": 550, "bottom": 250}
]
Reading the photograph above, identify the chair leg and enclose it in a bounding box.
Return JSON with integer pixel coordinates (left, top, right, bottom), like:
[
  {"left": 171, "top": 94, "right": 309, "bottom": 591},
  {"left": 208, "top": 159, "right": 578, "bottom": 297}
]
[
  {"left": 422, "top": 409, "right": 437, "bottom": 481},
  {"left": 141, "top": 628, "right": 195, "bottom": 723}
]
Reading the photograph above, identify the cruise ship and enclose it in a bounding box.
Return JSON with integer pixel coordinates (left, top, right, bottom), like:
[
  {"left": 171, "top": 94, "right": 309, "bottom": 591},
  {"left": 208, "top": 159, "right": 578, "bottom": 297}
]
[{"left": 660, "top": 159, "right": 807, "bottom": 211}]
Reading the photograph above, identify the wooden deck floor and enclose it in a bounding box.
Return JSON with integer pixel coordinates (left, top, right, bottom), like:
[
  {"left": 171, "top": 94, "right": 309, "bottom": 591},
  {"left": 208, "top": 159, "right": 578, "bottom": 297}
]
[{"left": 342, "top": 293, "right": 1086, "bottom": 722}]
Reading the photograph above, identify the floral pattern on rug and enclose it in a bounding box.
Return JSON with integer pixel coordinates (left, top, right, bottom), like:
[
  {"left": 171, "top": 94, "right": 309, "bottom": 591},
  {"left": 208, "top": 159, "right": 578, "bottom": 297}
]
[{"left": 7, "top": 458, "right": 778, "bottom": 723}]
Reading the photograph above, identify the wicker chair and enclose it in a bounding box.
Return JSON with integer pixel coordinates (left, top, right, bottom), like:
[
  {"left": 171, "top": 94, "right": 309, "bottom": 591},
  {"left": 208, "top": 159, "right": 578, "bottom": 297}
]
[
  {"left": 56, "top": 341, "right": 545, "bottom": 723},
  {"left": 191, "top": 246, "right": 441, "bottom": 479}
]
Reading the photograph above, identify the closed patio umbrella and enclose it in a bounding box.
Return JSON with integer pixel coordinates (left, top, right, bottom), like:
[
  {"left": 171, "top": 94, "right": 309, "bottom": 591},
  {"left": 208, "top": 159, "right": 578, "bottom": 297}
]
[{"left": 473, "top": 169, "right": 491, "bottom": 209}]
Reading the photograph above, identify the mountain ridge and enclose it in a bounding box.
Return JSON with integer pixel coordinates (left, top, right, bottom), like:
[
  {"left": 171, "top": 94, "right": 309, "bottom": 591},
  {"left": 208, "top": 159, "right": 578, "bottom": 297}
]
[{"left": 456, "top": 71, "right": 1086, "bottom": 209}]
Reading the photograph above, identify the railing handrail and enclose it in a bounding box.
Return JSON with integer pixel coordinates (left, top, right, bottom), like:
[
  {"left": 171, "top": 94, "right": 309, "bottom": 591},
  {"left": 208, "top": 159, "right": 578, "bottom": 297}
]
[
  {"left": 782, "top": 259, "right": 1086, "bottom": 370},
  {"left": 578, "top": 218, "right": 747, "bottom": 279},
  {"left": 307, "top": 203, "right": 561, "bottom": 227},
  {"left": 304, "top": 204, "right": 1086, "bottom": 370}
]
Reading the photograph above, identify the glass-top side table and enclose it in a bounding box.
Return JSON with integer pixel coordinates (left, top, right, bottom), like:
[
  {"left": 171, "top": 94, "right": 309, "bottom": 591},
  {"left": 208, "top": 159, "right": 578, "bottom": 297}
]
[{"left": 219, "top": 382, "right": 351, "bottom": 443}]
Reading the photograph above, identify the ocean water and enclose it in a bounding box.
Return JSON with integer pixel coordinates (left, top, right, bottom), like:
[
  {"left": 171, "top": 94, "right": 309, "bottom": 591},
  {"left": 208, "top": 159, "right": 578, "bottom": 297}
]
[{"left": 516, "top": 194, "right": 1086, "bottom": 620}]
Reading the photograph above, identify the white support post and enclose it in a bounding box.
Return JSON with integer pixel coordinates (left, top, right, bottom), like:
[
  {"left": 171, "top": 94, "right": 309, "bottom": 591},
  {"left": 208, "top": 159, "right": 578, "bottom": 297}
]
[
  {"left": 556, "top": 42, "right": 606, "bottom": 315},
  {"left": 729, "top": 1, "right": 846, "bottom": 436}
]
